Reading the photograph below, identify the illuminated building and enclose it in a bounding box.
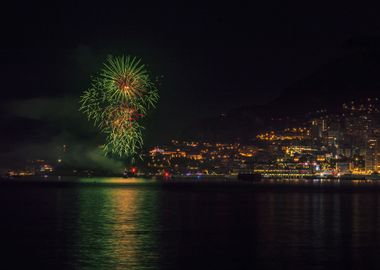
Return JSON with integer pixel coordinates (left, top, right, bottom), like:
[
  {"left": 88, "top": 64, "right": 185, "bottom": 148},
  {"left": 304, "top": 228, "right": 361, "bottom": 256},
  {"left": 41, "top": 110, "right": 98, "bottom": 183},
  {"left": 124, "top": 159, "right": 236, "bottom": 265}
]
[
  {"left": 336, "top": 162, "right": 352, "bottom": 175},
  {"left": 365, "top": 137, "right": 380, "bottom": 172},
  {"left": 311, "top": 119, "right": 325, "bottom": 139},
  {"left": 40, "top": 164, "right": 54, "bottom": 173}
]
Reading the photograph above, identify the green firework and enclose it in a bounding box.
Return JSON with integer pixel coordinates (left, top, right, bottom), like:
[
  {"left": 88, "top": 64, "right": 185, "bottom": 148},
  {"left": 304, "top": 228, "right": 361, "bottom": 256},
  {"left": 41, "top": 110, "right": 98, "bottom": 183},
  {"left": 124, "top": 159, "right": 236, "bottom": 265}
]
[{"left": 80, "top": 55, "right": 159, "bottom": 161}]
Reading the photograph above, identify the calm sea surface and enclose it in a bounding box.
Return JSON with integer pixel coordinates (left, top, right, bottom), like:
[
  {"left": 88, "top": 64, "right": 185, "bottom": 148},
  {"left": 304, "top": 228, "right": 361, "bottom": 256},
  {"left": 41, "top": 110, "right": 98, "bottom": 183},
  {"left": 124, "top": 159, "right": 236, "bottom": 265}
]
[{"left": 1, "top": 177, "right": 380, "bottom": 269}]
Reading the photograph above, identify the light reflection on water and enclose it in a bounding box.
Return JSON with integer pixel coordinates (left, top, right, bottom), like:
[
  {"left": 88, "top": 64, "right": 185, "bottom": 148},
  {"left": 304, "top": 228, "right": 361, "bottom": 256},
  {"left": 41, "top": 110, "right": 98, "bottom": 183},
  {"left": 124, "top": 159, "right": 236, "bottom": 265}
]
[
  {"left": 77, "top": 177, "right": 156, "bottom": 184},
  {"left": 262, "top": 178, "right": 380, "bottom": 187},
  {"left": 72, "top": 179, "right": 160, "bottom": 269},
  {"left": 3, "top": 177, "right": 380, "bottom": 269}
]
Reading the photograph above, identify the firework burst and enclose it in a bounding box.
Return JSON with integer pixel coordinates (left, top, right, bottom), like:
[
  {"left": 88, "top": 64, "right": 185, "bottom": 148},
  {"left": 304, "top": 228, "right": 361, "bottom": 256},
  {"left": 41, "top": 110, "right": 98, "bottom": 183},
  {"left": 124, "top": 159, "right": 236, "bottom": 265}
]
[
  {"left": 101, "top": 55, "right": 156, "bottom": 104},
  {"left": 80, "top": 55, "right": 159, "bottom": 161}
]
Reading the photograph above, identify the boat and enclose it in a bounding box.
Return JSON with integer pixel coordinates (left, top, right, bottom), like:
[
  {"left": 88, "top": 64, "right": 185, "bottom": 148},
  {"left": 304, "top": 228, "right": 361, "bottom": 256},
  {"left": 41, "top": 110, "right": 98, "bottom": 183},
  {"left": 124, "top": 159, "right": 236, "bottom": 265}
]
[
  {"left": 123, "top": 171, "right": 134, "bottom": 178},
  {"left": 339, "top": 174, "right": 366, "bottom": 180},
  {"left": 237, "top": 173, "right": 262, "bottom": 182},
  {"left": 237, "top": 158, "right": 262, "bottom": 182},
  {"left": 366, "top": 172, "right": 380, "bottom": 180},
  {"left": 123, "top": 167, "right": 138, "bottom": 178}
]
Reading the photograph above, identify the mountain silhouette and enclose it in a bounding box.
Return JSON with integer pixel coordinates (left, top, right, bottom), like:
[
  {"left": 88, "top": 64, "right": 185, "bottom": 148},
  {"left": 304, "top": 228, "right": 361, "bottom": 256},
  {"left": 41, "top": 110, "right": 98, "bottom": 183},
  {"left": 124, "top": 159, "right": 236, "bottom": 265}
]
[{"left": 182, "top": 36, "right": 380, "bottom": 141}]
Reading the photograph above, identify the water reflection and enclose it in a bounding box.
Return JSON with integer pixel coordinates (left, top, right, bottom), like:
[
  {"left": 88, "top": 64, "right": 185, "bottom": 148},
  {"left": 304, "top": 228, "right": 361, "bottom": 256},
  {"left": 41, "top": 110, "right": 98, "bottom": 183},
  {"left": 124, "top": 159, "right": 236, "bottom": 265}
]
[
  {"left": 240, "top": 191, "right": 380, "bottom": 269},
  {"left": 3, "top": 178, "right": 380, "bottom": 269},
  {"left": 77, "top": 177, "right": 154, "bottom": 185},
  {"left": 72, "top": 178, "right": 160, "bottom": 269}
]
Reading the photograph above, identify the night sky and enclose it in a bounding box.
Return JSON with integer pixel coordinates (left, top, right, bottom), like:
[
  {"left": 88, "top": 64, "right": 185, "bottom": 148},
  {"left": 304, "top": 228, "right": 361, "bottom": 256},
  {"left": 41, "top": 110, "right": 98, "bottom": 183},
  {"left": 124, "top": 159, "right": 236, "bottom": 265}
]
[{"left": 1, "top": 2, "right": 380, "bottom": 165}]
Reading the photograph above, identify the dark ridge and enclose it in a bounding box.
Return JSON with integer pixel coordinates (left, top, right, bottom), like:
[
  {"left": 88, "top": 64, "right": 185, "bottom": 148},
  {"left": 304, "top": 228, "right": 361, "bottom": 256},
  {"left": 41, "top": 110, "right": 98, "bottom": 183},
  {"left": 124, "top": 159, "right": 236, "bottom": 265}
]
[{"left": 182, "top": 36, "right": 380, "bottom": 141}]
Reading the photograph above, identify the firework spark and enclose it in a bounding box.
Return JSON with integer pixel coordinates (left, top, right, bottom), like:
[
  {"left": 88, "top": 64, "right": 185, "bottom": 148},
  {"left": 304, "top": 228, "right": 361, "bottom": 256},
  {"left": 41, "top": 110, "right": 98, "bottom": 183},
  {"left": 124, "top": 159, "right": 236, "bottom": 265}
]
[{"left": 80, "top": 55, "right": 159, "bottom": 161}]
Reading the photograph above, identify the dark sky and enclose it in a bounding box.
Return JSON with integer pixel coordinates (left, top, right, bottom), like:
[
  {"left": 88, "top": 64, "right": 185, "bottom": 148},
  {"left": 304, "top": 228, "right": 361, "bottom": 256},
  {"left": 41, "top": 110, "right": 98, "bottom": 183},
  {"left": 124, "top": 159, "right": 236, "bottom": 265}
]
[{"left": 1, "top": 1, "right": 380, "bottom": 163}]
